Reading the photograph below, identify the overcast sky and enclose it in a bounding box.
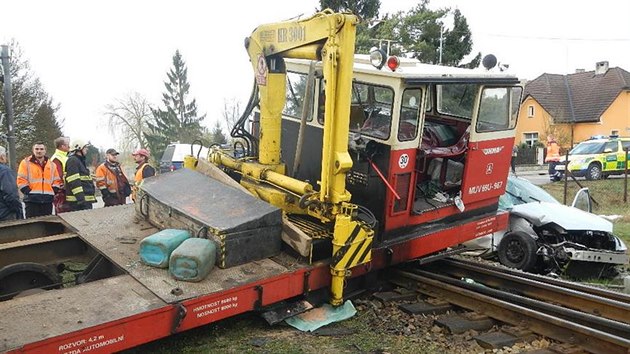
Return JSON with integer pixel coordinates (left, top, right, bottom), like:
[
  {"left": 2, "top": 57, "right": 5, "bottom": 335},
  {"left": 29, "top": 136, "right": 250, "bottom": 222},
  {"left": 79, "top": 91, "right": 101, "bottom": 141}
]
[{"left": 2, "top": 0, "right": 629, "bottom": 150}]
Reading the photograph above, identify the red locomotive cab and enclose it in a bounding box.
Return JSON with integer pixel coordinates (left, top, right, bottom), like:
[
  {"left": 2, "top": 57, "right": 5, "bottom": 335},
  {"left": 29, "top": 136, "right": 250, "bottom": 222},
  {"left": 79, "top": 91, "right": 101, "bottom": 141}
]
[
  {"left": 384, "top": 83, "right": 522, "bottom": 233},
  {"left": 280, "top": 55, "right": 522, "bottom": 241}
]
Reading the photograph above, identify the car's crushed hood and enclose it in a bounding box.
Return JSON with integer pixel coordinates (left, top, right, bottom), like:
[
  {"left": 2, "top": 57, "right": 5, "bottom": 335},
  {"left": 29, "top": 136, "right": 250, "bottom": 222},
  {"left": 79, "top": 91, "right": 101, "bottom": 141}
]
[{"left": 510, "top": 202, "right": 613, "bottom": 233}]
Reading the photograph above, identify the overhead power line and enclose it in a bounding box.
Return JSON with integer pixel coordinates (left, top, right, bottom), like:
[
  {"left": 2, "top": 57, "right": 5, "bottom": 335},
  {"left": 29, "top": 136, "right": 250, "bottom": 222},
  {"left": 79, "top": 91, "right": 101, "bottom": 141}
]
[{"left": 479, "top": 33, "right": 630, "bottom": 42}]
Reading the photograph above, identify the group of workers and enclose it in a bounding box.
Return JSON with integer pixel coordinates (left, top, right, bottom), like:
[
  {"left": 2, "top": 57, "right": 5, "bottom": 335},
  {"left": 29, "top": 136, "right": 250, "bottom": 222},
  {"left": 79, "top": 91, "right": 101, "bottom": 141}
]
[{"left": 0, "top": 137, "right": 155, "bottom": 221}]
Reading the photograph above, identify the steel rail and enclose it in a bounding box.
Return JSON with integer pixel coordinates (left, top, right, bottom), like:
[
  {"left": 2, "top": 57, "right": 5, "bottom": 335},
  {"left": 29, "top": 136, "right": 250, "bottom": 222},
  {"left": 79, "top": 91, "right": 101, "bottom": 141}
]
[
  {"left": 408, "top": 267, "right": 630, "bottom": 339},
  {"left": 443, "top": 257, "right": 630, "bottom": 303},
  {"left": 431, "top": 258, "right": 630, "bottom": 325},
  {"left": 391, "top": 269, "right": 630, "bottom": 354}
]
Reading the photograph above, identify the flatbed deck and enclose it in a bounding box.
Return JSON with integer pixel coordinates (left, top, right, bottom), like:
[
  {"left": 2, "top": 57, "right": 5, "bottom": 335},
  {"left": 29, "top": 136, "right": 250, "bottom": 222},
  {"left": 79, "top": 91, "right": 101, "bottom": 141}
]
[
  {"left": 1, "top": 204, "right": 507, "bottom": 353},
  {"left": 60, "top": 205, "right": 290, "bottom": 303}
]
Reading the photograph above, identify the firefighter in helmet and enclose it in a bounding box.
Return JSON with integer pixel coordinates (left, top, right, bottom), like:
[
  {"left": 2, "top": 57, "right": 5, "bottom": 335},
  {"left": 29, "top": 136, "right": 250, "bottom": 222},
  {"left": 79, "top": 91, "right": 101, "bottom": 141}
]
[{"left": 65, "top": 139, "right": 97, "bottom": 211}]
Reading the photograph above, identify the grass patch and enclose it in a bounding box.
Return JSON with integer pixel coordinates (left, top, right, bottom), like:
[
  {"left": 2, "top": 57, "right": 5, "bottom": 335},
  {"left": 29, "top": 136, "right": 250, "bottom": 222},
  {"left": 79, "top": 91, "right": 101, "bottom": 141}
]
[
  {"left": 123, "top": 310, "right": 443, "bottom": 354},
  {"left": 540, "top": 178, "right": 630, "bottom": 244}
]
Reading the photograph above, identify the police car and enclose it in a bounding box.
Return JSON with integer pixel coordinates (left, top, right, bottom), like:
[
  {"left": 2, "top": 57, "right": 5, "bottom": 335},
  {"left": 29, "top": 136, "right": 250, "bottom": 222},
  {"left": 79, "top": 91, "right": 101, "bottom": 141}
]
[{"left": 557, "top": 136, "right": 630, "bottom": 180}]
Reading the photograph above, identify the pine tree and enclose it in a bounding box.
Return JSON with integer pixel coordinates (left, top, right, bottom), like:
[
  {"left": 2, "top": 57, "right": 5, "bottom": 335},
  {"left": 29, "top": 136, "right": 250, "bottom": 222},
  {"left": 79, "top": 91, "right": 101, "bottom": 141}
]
[
  {"left": 145, "top": 50, "right": 205, "bottom": 158},
  {"left": 30, "top": 98, "right": 63, "bottom": 157},
  {"left": 208, "top": 121, "right": 227, "bottom": 145}
]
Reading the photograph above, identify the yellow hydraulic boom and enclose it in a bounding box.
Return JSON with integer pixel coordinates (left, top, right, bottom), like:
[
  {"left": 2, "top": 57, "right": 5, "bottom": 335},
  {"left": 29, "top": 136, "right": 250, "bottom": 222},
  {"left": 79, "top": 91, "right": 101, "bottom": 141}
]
[{"left": 208, "top": 10, "right": 373, "bottom": 306}]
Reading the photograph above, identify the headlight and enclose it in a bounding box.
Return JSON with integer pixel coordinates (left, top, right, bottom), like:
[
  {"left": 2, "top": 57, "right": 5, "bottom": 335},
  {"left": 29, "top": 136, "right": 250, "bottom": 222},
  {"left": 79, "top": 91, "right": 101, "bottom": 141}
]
[{"left": 369, "top": 48, "right": 387, "bottom": 70}]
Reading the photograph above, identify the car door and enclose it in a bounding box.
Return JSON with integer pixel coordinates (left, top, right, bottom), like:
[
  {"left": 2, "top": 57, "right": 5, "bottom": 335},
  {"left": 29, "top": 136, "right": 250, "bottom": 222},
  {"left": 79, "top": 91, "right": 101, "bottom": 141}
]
[
  {"left": 571, "top": 188, "right": 592, "bottom": 213},
  {"left": 603, "top": 140, "right": 619, "bottom": 172},
  {"left": 619, "top": 141, "right": 630, "bottom": 171}
]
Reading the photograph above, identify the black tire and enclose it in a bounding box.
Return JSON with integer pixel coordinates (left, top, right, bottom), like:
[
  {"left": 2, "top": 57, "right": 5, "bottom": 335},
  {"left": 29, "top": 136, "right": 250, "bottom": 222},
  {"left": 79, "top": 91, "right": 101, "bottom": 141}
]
[
  {"left": 0, "top": 262, "right": 61, "bottom": 300},
  {"left": 586, "top": 163, "right": 602, "bottom": 180},
  {"left": 497, "top": 231, "right": 539, "bottom": 272}
]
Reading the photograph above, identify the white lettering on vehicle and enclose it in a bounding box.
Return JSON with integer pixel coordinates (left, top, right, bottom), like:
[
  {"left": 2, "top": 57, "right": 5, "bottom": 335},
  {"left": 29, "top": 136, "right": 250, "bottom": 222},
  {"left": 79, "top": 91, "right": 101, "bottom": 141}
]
[
  {"left": 482, "top": 146, "right": 504, "bottom": 155},
  {"left": 192, "top": 296, "right": 239, "bottom": 319},
  {"left": 398, "top": 154, "right": 409, "bottom": 169},
  {"left": 468, "top": 181, "right": 503, "bottom": 195},
  {"left": 59, "top": 335, "right": 124, "bottom": 353}
]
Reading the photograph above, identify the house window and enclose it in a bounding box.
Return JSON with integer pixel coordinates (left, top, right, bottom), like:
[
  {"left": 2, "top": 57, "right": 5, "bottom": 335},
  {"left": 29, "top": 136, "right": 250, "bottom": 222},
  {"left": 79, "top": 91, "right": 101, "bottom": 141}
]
[
  {"left": 523, "top": 132, "right": 539, "bottom": 147},
  {"left": 527, "top": 105, "right": 534, "bottom": 117},
  {"left": 611, "top": 129, "right": 619, "bottom": 137}
]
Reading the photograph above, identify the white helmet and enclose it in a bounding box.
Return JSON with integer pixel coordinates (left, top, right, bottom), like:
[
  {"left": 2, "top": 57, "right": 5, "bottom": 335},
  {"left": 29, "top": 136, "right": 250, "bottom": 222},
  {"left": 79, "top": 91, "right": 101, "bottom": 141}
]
[{"left": 70, "top": 139, "right": 91, "bottom": 151}]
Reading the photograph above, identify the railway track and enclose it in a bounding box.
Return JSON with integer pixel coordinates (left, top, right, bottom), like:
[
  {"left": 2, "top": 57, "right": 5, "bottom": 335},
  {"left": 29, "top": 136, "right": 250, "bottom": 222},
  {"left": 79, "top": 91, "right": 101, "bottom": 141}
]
[{"left": 388, "top": 257, "right": 630, "bottom": 354}]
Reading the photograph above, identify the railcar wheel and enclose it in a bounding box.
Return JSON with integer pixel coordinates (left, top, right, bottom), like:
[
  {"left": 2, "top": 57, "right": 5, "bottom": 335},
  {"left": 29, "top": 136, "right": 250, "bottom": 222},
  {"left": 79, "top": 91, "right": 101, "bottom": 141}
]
[
  {"left": 0, "top": 262, "right": 61, "bottom": 301},
  {"left": 497, "top": 231, "right": 539, "bottom": 272}
]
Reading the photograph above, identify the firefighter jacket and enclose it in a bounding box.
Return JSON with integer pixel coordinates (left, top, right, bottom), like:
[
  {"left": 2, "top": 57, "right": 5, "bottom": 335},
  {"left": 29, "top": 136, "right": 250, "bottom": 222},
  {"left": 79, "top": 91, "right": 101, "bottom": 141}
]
[
  {"left": 65, "top": 153, "right": 96, "bottom": 204},
  {"left": 95, "top": 161, "right": 130, "bottom": 197},
  {"left": 0, "top": 163, "right": 22, "bottom": 219},
  {"left": 17, "top": 156, "right": 62, "bottom": 204},
  {"left": 132, "top": 162, "right": 155, "bottom": 201}
]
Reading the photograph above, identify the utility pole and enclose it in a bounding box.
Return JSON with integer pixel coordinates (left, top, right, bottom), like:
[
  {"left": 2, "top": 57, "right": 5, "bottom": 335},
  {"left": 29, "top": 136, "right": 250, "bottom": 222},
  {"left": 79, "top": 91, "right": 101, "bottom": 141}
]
[
  {"left": 1, "top": 45, "right": 16, "bottom": 170},
  {"left": 438, "top": 24, "right": 444, "bottom": 65}
]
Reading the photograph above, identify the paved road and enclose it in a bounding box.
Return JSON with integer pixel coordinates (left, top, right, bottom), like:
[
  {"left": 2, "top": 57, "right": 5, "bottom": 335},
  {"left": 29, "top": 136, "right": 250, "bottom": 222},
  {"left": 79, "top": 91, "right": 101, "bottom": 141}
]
[{"left": 513, "top": 167, "right": 550, "bottom": 186}]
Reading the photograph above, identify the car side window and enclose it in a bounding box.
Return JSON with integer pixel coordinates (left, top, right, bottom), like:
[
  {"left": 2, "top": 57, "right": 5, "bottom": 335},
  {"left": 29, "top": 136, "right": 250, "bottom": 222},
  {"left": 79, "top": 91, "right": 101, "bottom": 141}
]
[{"left": 605, "top": 141, "right": 618, "bottom": 153}]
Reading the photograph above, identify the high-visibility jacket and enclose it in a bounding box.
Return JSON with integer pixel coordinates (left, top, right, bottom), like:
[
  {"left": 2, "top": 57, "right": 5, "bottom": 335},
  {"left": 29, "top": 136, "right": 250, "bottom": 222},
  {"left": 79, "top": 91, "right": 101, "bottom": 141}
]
[
  {"left": 65, "top": 154, "right": 96, "bottom": 204},
  {"left": 95, "top": 161, "right": 128, "bottom": 195},
  {"left": 545, "top": 141, "right": 561, "bottom": 162},
  {"left": 50, "top": 149, "right": 70, "bottom": 213},
  {"left": 50, "top": 149, "right": 68, "bottom": 184},
  {"left": 16, "top": 156, "right": 62, "bottom": 204},
  {"left": 132, "top": 162, "right": 155, "bottom": 201}
]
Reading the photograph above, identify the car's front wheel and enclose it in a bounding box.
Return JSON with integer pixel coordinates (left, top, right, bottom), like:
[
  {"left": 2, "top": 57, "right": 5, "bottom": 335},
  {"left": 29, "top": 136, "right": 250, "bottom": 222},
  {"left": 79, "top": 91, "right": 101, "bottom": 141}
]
[
  {"left": 586, "top": 163, "right": 602, "bottom": 180},
  {"left": 497, "top": 231, "right": 539, "bottom": 272}
]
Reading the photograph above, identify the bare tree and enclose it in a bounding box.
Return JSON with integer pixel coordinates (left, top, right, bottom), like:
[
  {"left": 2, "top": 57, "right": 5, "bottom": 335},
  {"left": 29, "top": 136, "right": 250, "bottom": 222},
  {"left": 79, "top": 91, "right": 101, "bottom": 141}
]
[
  {"left": 222, "top": 97, "right": 241, "bottom": 135},
  {"left": 104, "top": 92, "right": 152, "bottom": 151},
  {"left": 541, "top": 110, "right": 572, "bottom": 148}
]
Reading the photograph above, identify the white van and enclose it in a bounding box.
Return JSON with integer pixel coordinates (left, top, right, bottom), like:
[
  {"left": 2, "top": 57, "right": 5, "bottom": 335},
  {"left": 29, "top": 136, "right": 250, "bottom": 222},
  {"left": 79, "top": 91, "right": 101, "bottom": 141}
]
[{"left": 159, "top": 143, "right": 209, "bottom": 173}]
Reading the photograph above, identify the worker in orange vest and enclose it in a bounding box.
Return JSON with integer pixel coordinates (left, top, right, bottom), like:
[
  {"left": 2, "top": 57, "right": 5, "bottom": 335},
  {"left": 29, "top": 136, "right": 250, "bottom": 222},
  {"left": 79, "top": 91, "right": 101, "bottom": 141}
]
[
  {"left": 131, "top": 148, "right": 155, "bottom": 202},
  {"left": 545, "top": 135, "right": 562, "bottom": 182},
  {"left": 95, "top": 148, "right": 131, "bottom": 207},
  {"left": 17, "top": 142, "right": 62, "bottom": 218}
]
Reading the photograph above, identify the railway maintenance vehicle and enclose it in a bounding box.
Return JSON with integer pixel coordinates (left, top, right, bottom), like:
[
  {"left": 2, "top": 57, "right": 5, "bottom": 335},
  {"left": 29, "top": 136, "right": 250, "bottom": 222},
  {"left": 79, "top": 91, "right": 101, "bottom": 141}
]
[{"left": 0, "top": 9, "right": 522, "bottom": 353}]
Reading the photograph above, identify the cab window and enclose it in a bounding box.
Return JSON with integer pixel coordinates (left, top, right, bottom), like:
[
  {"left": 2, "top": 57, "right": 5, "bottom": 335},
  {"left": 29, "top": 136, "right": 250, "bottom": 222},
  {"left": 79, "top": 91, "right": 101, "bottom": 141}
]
[
  {"left": 318, "top": 80, "right": 395, "bottom": 140},
  {"left": 476, "top": 86, "right": 522, "bottom": 133},
  {"left": 398, "top": 88, "right": 422, "bottom": 141},
  {"left": 283, "top": 71, "right": 313, "bottom": 121},
  {"left": 436, "top": 84, "right": 475, "bottom": 119}
]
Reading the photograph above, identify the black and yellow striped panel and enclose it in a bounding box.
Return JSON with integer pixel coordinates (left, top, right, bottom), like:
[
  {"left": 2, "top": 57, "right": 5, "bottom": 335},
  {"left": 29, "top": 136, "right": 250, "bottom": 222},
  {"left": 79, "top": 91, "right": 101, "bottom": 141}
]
[{"left": 331, "top": 223, "right": 373, "bottom": 270}]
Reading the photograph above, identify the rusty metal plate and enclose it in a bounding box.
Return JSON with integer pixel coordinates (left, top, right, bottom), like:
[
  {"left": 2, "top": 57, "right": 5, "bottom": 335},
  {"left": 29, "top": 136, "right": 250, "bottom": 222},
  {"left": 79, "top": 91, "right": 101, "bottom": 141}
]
[
  {"left": 0, "top": 275, "right": 164, "bottom": 352},
  {"left": 140, "top": 168, "right": 282, "bottom": 234},
  {"left": 60, "top": 205, "right": 288, "bottom": 303}
]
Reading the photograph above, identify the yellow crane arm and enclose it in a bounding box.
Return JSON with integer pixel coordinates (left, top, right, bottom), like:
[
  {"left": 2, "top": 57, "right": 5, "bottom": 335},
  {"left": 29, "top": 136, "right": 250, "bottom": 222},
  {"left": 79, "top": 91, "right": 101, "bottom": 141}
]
[
  {"left": 244, "top": 9, "right": 358, "bottom": 211},
  {"left": 209, "top": 10, "right": 372, "bottom": 307}
]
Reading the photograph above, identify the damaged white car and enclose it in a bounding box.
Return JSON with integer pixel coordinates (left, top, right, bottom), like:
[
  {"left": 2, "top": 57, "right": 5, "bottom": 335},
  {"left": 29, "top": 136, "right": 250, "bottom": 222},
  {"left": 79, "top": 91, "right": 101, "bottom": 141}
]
[{"left": 467, "top": 176, "right": 629, "bottom": 277}]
